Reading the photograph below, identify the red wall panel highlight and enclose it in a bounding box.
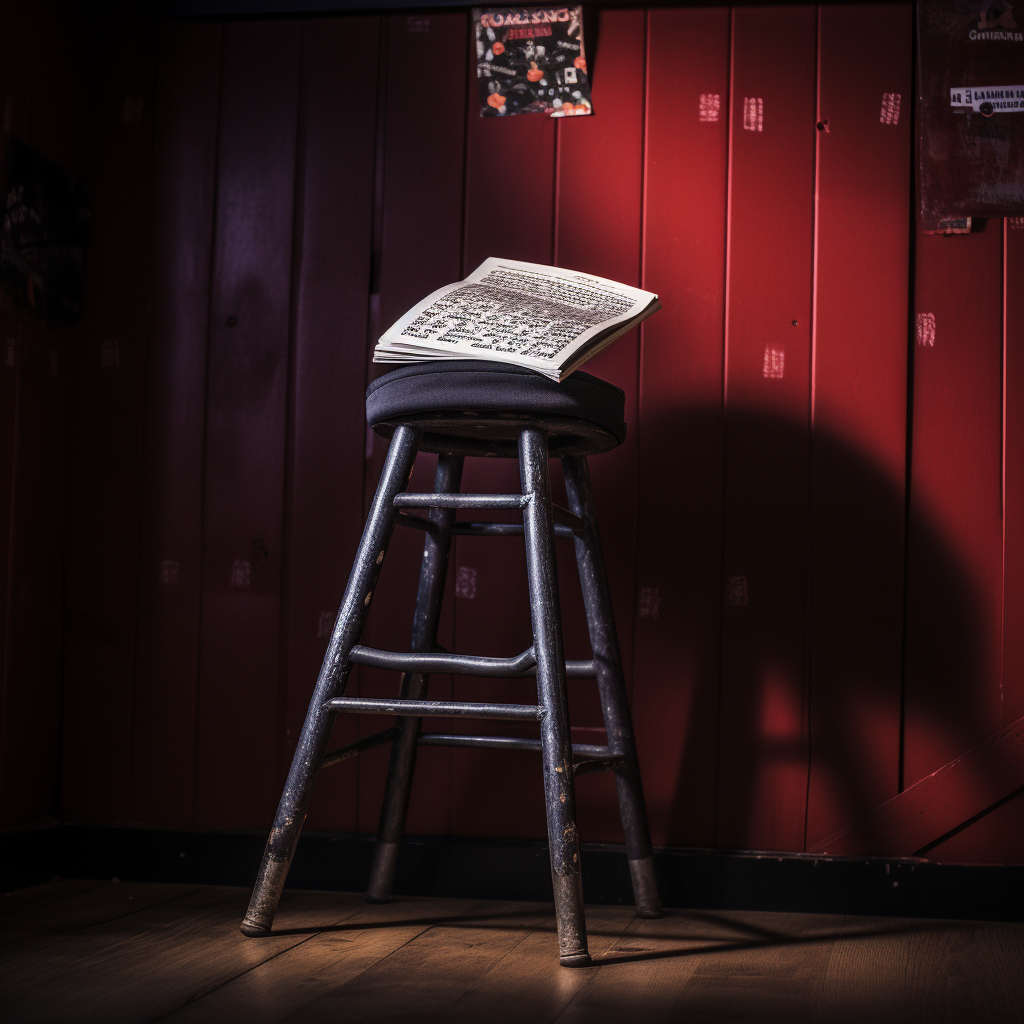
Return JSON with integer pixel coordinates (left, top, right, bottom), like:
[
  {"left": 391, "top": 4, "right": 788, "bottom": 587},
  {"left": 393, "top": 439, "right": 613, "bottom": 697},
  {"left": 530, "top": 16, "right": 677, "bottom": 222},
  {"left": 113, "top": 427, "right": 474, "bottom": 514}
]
[
  {"left": 552, "top": 7, "right": 646, "bottom": 842},
  {"left": 635, "top": 5, "right": 730, "bottom": 848},
  {"left": 716, "top": 5, "right": 817, "bottom": 853}
]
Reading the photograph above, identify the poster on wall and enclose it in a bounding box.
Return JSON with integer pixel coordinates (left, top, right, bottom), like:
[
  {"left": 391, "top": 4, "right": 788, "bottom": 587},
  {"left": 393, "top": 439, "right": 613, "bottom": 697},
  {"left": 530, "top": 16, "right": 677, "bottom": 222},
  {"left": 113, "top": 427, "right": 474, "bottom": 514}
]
[
  {"left": 0, "top": 135, "right": 89, "bottom": 324},
  {"left": 474, "top": 7, "right": 592, "bottom": 118},
  {"left": 918, "top": 0, "right": 1024, "bottom": 230}
]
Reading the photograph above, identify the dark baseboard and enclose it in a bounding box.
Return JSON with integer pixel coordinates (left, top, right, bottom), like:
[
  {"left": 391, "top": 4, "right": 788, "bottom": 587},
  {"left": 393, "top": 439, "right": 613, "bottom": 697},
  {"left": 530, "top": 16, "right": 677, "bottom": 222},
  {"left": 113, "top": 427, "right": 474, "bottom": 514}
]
[{"left": 3, "top": 822, "right": 1022, "bottom": 923}]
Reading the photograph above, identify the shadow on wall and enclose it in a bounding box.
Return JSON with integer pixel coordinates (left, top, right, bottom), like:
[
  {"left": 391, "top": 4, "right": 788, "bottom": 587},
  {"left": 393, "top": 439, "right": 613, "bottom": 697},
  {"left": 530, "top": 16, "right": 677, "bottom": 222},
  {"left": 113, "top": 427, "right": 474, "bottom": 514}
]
[{"left": 636, "top": 403, "right": 1010, "bottom": 858}]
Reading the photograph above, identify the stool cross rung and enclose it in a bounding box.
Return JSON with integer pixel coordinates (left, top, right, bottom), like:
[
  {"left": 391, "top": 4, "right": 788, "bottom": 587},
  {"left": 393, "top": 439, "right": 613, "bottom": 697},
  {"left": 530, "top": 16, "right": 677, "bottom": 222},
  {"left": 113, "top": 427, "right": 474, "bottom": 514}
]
[
  {"left": 321, "top": 727, "right": 398, "bottom": 768},
  {"left": 449, "top": 521, "right": 576, "bottom": 539},
  {"left": 395, "top": 512, "right": 437, "bottom": 533},
  {"left": 551, "top": 504, "right": 586, "bottom": 535},
  {"left": 326, "top": 696, "right": 545, "bottom": 721},
  {"left": 417, "top": 733, "right": 612, "bottom": 760},
  {"left": 573, "top": 754, "right": 628, "bottom": 777},
  {"left": 395, "top": 493, "right": 529, "bottom": 510}
]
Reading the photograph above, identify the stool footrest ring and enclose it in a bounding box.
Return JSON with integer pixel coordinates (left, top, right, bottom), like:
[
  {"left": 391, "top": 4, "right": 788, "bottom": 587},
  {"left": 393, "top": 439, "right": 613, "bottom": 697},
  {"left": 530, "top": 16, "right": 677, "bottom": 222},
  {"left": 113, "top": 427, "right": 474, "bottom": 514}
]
[{"left": 326, "top": 696, "right": 545, "bottom": 721}]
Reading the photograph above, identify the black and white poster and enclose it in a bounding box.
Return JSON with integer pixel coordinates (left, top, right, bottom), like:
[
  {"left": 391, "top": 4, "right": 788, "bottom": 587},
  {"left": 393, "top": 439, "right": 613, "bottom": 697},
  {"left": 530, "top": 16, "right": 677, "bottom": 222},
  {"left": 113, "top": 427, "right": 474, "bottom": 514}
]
[{"left": 474, "top": 7, "right": 592, "bottom": 118}]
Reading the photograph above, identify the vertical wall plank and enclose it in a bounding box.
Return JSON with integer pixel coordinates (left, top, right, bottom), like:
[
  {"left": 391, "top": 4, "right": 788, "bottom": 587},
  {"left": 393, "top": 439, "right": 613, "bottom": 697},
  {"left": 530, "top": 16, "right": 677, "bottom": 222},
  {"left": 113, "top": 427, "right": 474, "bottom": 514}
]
[
  {"left": 449, "top": 37, "right": 559, "bottom": 841},
  {"left": 635, "top": 6, "right": 730, "bottom": 848},
  {"left": 356, "top": 12, "right": 468, "bottom": 838},
  {"left": 194, "top": 22, "right": 302, "bottom": 828},
  {"left": 0, "top": 2, "right": 87, "bottom": 828},
  {"left": 0, "top": 12, "right": 26, "bottom": 792},
  {"left": 19, "top": 2, "right": 90, "bottom": 172},
  {"left": 377, "top": 14, "right": 468, "bottom": 342},
  {"left": 463, "top": 99, "right": 556, "bottom": 274},
  {"left": 287, "top": 16, "right": 380, "bottom": 834},
  {"left": 0, "top": 315, "right": 19, "bottom": 821},
  {"left": 904, "top": 221, "right": 1004, "bottom": 791},
  {"left": 923, "top": 216, "right": 1024, "bottom": 862},
  {"left": 61, "top": 10, "right": 156, "bottom": 823},
  {"left": 131, "top": 21, "right": 221, "bottom": 826},
  {"left": 1, "top": 322, "right": 70, "bottom": 826},
  {"left": 1003, "top": 220, "right": 1024, "bottom": 730},
  {"left": 716, "top": 5, "right": 817, "bottom": 852},
  {"left": 806, "top": 4, "right": 911, "bottom": 849},
  {"left": 553, "top": 7, "right": 645, "bottom": 842}
]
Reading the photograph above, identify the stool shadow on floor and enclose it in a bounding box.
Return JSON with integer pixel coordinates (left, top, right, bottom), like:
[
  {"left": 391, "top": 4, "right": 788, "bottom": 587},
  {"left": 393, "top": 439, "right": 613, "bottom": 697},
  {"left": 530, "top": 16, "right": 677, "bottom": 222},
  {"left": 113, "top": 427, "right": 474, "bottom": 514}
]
[
  {"left": 262, "top": 899, "right": 991, "bottom": 970},
  {"left": 588, "top": 910, "right": 978, "bottom": 966}
]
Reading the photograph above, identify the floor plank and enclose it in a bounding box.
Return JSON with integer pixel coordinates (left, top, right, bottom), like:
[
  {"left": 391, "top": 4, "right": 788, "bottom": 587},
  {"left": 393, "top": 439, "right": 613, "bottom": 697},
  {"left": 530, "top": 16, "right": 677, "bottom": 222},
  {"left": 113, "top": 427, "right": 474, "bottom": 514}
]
[
  {"left": 900, "top": 919, "right": 1023, "bottom": 1024},
  {"left": 163, "top": 895, "right": 477, "bottom": 1023},
  {"left": 553, "top": 909, "right": 721, "bottom": 1024},
  {"left": 283, "top": 900, "right": 559, "bottom": 1024},
  {"left": 665, "top": 911, "right": 849, "bottom": 1023},
  {"left": 1, "top": 881, "right": 203, "bottom": 961},
  {"left": 426, "top": 903, "right": 635, "bottom": 1024},
  {"left": 1, "top": 879, "right": 104, "bottom": 917},
  {"left": 1, "top": 887, "right": 362, "bottom": 1022}
]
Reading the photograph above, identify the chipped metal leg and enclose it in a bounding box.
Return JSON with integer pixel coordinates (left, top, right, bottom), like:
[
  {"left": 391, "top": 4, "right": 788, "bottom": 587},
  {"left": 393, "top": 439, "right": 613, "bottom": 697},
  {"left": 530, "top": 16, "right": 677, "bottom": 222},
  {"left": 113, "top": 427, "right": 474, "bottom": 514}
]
[
  {"left": 367, "top": 453, "right": 464, "bottom": 903},
  {"left": 521, "top": 428, "right": 590, "bottom": 966},
  {"left": 241, "top": 425, "right": 421, "bottom": 937},
  {"left": 563, "top": 454, "right": 661, "bottom": 919}
]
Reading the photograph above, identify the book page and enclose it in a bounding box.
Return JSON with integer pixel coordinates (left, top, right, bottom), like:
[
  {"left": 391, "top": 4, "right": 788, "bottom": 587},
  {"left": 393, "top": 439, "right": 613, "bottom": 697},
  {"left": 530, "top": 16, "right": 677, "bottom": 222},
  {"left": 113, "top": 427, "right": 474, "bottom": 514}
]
[{"left": 374, "top": 258, "right": 656, "bottom": 377}]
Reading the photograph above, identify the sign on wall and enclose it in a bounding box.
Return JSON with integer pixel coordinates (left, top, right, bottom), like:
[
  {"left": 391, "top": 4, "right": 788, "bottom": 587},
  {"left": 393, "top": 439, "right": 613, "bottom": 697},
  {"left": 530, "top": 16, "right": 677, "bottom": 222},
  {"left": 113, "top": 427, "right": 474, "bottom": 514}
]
[{"left": 918, "top": 0, "right": 1024, "bottom": 229}]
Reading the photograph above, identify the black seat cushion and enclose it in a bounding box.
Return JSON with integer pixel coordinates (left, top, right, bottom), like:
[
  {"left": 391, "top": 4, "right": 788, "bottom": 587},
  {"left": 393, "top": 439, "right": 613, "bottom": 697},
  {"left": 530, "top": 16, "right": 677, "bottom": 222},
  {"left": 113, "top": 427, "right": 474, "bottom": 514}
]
[{"left": 365, "top": 361, "right": 626, "bottom": 457}]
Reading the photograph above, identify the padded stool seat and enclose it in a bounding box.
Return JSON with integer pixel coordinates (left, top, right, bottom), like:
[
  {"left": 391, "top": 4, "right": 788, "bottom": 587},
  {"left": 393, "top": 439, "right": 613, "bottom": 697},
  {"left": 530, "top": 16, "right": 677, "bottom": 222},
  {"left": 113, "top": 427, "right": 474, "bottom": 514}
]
[{"left": 366, "top": 360, "right": 626, "bottom": 457}]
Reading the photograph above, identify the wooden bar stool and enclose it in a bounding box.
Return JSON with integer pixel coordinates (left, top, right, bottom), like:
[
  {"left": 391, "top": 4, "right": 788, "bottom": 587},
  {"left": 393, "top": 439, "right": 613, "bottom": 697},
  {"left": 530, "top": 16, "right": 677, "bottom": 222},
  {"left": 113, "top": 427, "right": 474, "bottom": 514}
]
[{"left": 241, "top": 360, "right": 660, "bottom": 966}]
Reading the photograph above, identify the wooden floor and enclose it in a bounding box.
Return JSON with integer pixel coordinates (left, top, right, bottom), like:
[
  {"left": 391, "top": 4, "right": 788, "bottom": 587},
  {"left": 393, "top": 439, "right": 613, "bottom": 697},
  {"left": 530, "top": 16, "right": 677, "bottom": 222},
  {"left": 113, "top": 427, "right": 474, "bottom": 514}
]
[{"left": 1, "top": 880, "right": 1021, "bottom": 1023}]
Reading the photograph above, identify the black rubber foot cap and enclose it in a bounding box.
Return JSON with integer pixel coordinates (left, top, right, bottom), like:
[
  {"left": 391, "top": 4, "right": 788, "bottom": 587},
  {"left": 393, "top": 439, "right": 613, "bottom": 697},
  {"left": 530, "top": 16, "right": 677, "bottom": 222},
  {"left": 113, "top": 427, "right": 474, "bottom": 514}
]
[
  {"left": 636, "top": 907, "right": 662, "bottom": 919},
  {"left": 239, "top": 921, "right": 271, "bottom": 937},
  {"left": 365, "top": 894, "right": 392, "bottom": 905},
  {"left": 559, "top": 952, "right": 592, "bottom": 968}
]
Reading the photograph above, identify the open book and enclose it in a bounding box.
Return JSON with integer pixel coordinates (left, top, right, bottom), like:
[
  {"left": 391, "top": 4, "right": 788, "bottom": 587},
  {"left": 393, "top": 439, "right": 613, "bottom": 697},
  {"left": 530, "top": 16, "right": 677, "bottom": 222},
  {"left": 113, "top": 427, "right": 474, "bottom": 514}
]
[{"left": 373, "top": 258, "right": 660, "bottom": 382}]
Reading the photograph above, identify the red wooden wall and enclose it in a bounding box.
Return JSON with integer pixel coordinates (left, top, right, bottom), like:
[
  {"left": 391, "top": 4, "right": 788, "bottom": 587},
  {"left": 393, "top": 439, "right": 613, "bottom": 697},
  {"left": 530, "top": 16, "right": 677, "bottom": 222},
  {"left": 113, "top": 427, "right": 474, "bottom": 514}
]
[{"left": 3, "top": 5, "right": 1023, "bottom": 866}]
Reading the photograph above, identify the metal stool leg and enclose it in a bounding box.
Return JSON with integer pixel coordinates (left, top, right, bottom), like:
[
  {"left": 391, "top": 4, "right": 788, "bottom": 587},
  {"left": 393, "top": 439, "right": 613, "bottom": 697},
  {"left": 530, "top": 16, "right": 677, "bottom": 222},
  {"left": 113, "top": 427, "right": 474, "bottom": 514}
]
[
  {"left": 562, "top": 455, "right": 661, "bottom": 917},
  {"left": 241, "top": 425, "right": 421, "bottom": 936},
  {"left": 366, "top": 452, "right": 464, "bottom": 902},
  {"left": 520, "top": 428, "right": 590, "bottom": 966}
]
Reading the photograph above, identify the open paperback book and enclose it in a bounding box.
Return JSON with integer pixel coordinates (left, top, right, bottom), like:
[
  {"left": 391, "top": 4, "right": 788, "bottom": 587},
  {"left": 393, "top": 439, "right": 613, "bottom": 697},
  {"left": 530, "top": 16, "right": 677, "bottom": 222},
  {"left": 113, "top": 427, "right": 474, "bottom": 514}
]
[{"left": 373, "top": 258, "right": 660, "bottom": 382}]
